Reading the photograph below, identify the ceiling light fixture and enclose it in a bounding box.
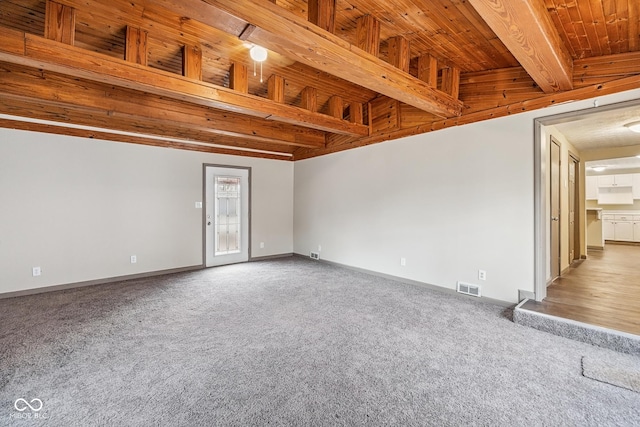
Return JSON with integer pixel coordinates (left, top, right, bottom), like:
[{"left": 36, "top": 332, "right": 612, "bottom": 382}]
[
  {"left": 591, "top": 166, "right": 606, "bottom": 172},
  {"left": 624, "top": 121, "right": 640, "bottom": 133},
  {"left": 249, "top": 45, "right": 268, "bottom": 83}
]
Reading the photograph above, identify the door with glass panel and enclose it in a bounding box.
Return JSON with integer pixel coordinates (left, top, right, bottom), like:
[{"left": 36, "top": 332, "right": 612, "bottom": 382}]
[{"left": 205, "top": 166, "right": 250, "bottom": 267}]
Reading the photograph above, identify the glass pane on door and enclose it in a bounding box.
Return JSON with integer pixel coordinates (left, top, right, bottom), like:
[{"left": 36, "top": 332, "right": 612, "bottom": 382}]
[{"left": 215, "top": 176, "right": 241, "bottom": 255}]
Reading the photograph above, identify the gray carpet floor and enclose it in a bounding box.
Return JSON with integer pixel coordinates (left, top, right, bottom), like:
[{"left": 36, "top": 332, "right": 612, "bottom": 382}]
[
  {"left": 1, "top": 256, "right": 639, "bottom": 426},
  {"left": 582, "top": 353, "right": 640, "bottom": 393}
]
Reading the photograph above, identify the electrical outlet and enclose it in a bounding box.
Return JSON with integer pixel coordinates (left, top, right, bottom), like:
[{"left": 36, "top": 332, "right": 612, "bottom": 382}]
[
  {"left": 130, "top": 255, "right": 137, "bottom": 264},
  {"left": 32, "top": 267, "right": 41, "bottom": 277},
  {"left": 478, "top": 270, "right": 486, "bottom": 280},
  {"left": 400, "top": 257, "right": 406, "bottom": 266},
  {"left": 195, "top": 202, "right": 203, "bottom": 209},
  {"left": 318, "top": 245, "right": 322, "bottom": 252},
  {"left": 260, "top": 242, "right": 265, "bottom": 249}
]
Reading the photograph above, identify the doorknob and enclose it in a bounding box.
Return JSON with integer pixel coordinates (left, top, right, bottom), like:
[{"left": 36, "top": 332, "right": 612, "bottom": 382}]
[
  {"left": 207, "top": 221, "right": 212, "bottom": 226},
  {"left": 552, "top": 217, "right": 559, "bottom": 221}
]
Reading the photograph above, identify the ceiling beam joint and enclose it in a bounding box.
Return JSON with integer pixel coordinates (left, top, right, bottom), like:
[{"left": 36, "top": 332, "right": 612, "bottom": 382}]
[
  {"left": 308, "top": 0, "right": 336, "bottom": 33},
  {"left": 44, "top": 0, "right": 75, "bottom": 45}
]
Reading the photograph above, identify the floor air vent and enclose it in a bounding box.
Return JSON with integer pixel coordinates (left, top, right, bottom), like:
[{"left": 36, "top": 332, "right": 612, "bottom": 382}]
[
  {"left": 310, "top": 251, "right": 320, "bottom": 260},
  {"left": 457, "top": 281, "right": 481, "bottom": 297}
]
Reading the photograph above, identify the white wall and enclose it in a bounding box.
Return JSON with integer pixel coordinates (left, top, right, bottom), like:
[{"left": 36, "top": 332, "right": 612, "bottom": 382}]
[
  {"left": 294, "top": 89, "right": 640, "bottom": 303},
  {"left": 295, "top": 117, "right": 534, "bottom": 303},
  {"left": 4, "top": 90, "right": 640, "bottom": 301},
  {"left": 0, "top": 128, "right": 293, "bottom": 294}
]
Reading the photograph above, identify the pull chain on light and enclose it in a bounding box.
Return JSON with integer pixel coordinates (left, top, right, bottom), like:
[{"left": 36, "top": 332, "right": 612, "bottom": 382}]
[{"left": 249, "top": 45, "right": 268, "bottom": 84}]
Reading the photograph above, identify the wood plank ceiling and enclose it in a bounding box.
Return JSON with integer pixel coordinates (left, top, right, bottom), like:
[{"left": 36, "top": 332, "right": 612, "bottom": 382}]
[{"left": 0, "top": 0, "right": 639, "bottom": 160}]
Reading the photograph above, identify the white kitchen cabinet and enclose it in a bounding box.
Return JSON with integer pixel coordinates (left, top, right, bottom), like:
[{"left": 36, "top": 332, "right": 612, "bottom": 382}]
[
  {"left": 598, "top": 175, "right": 614, "bottom": 187},
  {"left": 614, "top": 221, "right": 634, "bottom": 241},
  {"left": 598, "top": 174, "right": 633, "bottom": 187},
  {"left": 598, "top": 187, "right": 634, "bottom": 205},
  {"left": 617, "top": 174, "right": 634, "bottom": 187},
  {"left": 634, "top": 174, "right": 640, "bottom": 199},
  {"left": 603, "top": 216, "right": 615, "bottom": 240},
  {"left": 586, "top": 176, "right": 598, "bottom": 200},
  {"left": 603, "top": 214, "right": 639, "bottom": 241}
]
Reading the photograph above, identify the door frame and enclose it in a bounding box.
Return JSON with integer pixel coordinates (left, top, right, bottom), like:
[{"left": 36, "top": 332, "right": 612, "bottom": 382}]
[
  {"left": 568, "top": 154, "right": 580, "bottom": 264},
  {"left": 202, "top": 164, "right": 252, "bottom": 267},
  {"left": 534, "top": 98, "right": 640, "bottom": 301},
  {"left": 549, "top": 136, "right": 561, "bottom": 283}
]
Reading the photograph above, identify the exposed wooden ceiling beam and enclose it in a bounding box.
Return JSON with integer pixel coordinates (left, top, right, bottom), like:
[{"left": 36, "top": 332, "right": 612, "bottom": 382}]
[
  {"left": 0, "top": 29, "right": 367, "bottom": 137},
  {"left": 159, "top": 0, "right": 463, "bottom": 118},
  {"left": 0, "top": 97, "right": 297, "bottom": 157},
  {"left": 0, "top": 62, "right": 325, "bottom": 149},
  {"left": 467, "top": 0, "right": 573, "bottom": 93},
  {"left": 308, "top": 0, "right": 336, "bottom": 33},
  {"left": 294, "top": 73, "right": 640, "bottom": 160},
  {"left": 45, "top": 0, "right": 76, "bottom": 45},
  {"left": 0, "top": 118, "right": 292, "bottom": 161},
  {"left": 0, "top": 89, "right": 317, "bottom": 152},
  {"left": 469, "top": 0, "right": 573, "bottom": 93},
  {"left": 573, "top": 51, "right": 640, "bottom": 86}
]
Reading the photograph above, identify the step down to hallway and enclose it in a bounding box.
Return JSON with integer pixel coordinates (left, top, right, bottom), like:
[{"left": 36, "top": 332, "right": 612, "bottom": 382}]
[{"left": 514, "top": 299, "right": 640, "bottom": 356}]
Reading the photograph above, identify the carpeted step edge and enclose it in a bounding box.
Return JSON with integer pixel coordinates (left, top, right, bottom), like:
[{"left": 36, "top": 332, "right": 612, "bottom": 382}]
[{"left": 513, "top": 299, "right": 640, "bottom": 356}]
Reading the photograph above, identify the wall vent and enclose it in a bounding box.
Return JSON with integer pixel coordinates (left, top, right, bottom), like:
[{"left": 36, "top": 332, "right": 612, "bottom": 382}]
[
  {"left": 310, "top": 251, "right": 320, "bottom": 260},
  {"left": 457, "top": 281, "right": 481, "bottom": 297}
]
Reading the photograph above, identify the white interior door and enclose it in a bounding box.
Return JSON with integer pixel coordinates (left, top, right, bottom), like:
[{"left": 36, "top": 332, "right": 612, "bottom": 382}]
[{"left": 205, "top": 166, "right": 250, "bottom": 267}]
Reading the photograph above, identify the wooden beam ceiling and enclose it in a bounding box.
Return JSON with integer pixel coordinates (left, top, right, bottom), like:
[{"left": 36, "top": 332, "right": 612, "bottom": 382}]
[
  {"left": 468, "top": 0, "right": 574, "bottom": 93},
  {"left": 0, "top": 62, "right": 325, "bottom": 149},
  {"left": 0, "top": 29, "right": 367, "bottom": 137},
  {"left": 0, "top": 94, "right": 298, "bottom": 155},
  {"left": 294, "top": 66, "right": 640, "bottom": 160},
  {"left": 0, "top": 0, "right": 639, "bottom": 161},
  {"left": 160, "top": 0, "right": 464, "bottom": 118},
  {"left": 0, "top": 118, "right": 293, "bottom": 160}
]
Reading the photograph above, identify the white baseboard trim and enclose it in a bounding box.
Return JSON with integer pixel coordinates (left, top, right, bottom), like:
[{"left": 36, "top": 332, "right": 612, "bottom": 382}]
[{"left": 0, "top": 265, "right": 204, "bottom": 299}]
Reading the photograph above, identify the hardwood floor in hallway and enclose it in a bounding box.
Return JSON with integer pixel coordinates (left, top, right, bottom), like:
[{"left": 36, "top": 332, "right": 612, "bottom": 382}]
[{"left": 522, "top": 243, "right": 640, "bottom": 336}]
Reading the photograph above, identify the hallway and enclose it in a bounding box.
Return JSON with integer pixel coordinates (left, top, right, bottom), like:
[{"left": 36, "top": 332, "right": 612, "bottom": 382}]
[{"left": 522, "top": 244, "right": 640, "bottom": 336}]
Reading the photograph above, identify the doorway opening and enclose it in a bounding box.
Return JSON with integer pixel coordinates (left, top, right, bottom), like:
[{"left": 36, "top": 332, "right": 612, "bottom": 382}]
[
  {"left": 533, "top": 98, "right": 640, "bottom": 335},
  {"left": 204, "top": 165, "right": 251, "bottom": 267}
]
